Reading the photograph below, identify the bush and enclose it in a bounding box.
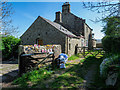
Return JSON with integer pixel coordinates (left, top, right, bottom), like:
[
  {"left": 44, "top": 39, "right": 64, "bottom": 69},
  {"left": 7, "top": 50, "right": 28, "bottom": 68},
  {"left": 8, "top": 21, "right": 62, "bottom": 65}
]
[
  {"left": 102, "top": 35, "right": 120, "bottom": 53},
  {"left": 100, "top": 54, "right": 120, "bottom": 78},
  {"left": 2, "top": 35, "right": 21, "bottom": 60},
  {"left": 102, "top": 16, "right": 120, "bottom": 35}
]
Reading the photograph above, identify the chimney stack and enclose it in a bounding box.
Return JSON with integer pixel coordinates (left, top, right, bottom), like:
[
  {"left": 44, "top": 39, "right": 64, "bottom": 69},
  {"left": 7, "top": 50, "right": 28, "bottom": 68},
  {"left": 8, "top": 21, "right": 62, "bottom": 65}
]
[
  {"left": 54, "top": 11, "right": 62, "bottom": 23},
  {"left": 62, "top": 2, "right": 70, "bottom": 13}
]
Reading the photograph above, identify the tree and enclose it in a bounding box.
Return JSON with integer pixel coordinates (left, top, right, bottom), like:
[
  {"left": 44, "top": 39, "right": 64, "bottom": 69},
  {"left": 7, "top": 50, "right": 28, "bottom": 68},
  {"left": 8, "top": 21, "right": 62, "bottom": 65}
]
[
  {"left": 102, "top": 16, "right": 120, "bottom": 35},
  {"left": 82, "top": 1, "right": 120, "bottom": 22},
  {"left": 0, "top": 2, "right": 18, "bottom": 35},
  {"left": 82, "top": 1, "right": 120, "bottom": 53},
  {"left": 101, "top": 16, "right": 120, "bottom": 53},
  {"left": 2, "top": 35, "right": 21, "bottom": 60}
]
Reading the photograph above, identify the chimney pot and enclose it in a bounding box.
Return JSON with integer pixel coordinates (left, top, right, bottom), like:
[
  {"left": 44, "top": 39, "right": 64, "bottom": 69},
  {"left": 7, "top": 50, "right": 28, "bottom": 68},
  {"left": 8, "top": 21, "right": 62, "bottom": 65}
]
[
  {"left": 62, "top": 2, "right": 70, "bottom": 13},
  {"left": 55, "top": 11, "right": 62, "bottom": 23}
]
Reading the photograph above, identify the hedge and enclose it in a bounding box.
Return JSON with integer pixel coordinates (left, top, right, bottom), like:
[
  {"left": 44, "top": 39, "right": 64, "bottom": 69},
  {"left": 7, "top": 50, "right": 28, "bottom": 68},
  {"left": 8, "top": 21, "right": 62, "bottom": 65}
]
[
  {"left": 102, "top": 35, "right": 120, "bottom": 53},
  {"left": 2, "top": 35, "right": 21, "bottom": 60}
]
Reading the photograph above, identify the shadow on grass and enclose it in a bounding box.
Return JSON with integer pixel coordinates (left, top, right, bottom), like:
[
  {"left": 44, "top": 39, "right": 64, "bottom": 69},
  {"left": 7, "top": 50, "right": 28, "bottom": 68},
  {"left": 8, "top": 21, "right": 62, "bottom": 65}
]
[
  {"left": 12, "top": 68, "right": 53, "bottom": 88},
  {"left": 2, "top": 69, "right": 19, "bottom": 84},
  {"left": 43, "top": 56, "right": 104, "bottom": 88},
  {"left": 12, "top": 55, "right": 105, "bottom": 89},
  {"left": 47, "top": 73, "right": 84, "bottom": 88}
]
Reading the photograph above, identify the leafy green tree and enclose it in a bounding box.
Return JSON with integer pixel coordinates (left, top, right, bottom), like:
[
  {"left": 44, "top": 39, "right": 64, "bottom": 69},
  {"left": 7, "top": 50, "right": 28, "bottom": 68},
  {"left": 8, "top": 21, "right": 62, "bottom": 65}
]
[
  {"left": 2, "top": 35, "right": 21, "bottom": 60},
  {"left": 102, "top": 16, "right": 120, "bottom": 53},
  {"left": 102, "top": 35, "right": 120, "bottom": 53},
  {"left": 101, "top": 16, "right": 120, "bottom": 35}
]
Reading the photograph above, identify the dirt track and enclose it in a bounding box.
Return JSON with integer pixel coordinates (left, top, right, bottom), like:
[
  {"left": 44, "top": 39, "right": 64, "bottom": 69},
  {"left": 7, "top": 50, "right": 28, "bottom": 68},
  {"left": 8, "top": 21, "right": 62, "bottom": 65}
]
[{"left": 1, "top": 60, "right": 19, "bottom": 88}]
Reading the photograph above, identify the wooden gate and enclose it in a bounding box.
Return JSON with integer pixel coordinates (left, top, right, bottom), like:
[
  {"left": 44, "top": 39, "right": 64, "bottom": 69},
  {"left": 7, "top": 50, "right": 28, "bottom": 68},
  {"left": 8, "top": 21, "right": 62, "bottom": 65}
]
[
  {"left": 18, "top": 44, "right": 61, "bottom": 75},
  {"left": 19, "top": 52, "right": 55, "bottom": 75},
  {"left": 76, "top": 47, "right": 105, "bottom": 58}
]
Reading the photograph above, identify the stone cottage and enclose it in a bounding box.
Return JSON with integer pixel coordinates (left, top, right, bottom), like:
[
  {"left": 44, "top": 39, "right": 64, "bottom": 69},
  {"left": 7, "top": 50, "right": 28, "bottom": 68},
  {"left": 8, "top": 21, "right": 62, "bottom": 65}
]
[{"left": 20, "top": 2, "right": 96, "bottom": 56}]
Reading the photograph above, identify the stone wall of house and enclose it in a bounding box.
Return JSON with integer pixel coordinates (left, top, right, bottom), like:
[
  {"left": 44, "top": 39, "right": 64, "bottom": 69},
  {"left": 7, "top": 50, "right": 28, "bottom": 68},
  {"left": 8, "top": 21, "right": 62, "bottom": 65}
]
[
  {"left": 61, "top": 11, "right": 93, "bottom": 49},
  {"left": 65, "top": 37, "right": 81, "bottom": 56},
  {"left": 84, "top": 23, "right": 92, "bottom": 49},
  {"left": 62, "top": 12, "right": 84, "bottom": 36},
  {"left": 61, "top": 3, "right": 94, "bottom": 49},
  {"left": 20, "top": 16, "right": 66, "bottom": 53},
  {"left": 61, "top": 3, "right": 84, "bottom": 36},
  {"left": 92, "top": 39, "right": 96, "bottom": 48}
]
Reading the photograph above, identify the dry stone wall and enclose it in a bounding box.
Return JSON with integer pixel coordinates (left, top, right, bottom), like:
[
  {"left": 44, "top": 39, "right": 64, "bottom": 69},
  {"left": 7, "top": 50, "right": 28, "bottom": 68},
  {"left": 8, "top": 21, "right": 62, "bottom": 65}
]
[{"left": 18, "top": 44, "right": 61, "bottom": 75}]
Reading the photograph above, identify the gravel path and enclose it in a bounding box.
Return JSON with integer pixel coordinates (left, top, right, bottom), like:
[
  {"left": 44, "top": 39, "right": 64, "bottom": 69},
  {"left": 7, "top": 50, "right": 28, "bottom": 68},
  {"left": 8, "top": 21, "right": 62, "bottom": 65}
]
[
  {"left": 1, "top": 60, "right": 19, "bottom": 88},
  {"left": 84, "top": 64, "right": 97, "bottom": 87}
]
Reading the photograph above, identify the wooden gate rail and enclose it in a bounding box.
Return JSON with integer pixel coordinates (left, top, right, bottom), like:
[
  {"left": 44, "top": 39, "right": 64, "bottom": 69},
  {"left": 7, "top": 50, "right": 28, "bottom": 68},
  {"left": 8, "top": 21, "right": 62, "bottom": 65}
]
[
  {"left": 77, "top": 47, "right": 105, "bottom": 58},
  {"left": 19, "top": 52, "right": 55, "bottom": 75},
  {"left": 35, "top": 53, "right": 54, "bottom": 69}
]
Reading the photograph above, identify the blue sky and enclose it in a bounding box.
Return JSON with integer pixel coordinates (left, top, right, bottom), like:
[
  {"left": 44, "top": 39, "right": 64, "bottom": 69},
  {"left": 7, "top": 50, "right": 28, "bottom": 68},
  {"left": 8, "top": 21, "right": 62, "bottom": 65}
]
[{"left": 11, "top": 2, "right": 104, "bottom": 39}]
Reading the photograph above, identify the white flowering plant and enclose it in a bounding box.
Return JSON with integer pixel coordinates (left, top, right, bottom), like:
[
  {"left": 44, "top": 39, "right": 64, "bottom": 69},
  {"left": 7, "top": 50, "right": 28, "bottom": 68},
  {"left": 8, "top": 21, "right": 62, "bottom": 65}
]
[{"left": 100, "top": 54, "right": 120, "bottom": 78}]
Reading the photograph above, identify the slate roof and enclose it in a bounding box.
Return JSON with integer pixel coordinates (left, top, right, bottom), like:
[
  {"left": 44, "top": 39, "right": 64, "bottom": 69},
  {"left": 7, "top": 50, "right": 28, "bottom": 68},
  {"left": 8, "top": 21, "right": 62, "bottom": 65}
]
[{"left": 39, "top": 16, "right": 77, "bottom": 38}]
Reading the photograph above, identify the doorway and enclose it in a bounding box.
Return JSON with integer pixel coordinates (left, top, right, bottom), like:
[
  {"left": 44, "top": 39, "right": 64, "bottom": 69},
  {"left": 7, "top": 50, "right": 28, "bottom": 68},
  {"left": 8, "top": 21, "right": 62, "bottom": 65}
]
[{"left": 37, "top": 39, "right": 43, "bottom": 45}]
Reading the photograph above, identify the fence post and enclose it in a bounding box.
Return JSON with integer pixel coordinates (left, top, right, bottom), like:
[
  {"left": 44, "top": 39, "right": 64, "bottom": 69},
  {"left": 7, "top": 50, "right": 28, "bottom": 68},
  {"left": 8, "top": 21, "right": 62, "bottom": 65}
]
[{"left": 18, "top": 45, "right": 24, "bottom": 76}]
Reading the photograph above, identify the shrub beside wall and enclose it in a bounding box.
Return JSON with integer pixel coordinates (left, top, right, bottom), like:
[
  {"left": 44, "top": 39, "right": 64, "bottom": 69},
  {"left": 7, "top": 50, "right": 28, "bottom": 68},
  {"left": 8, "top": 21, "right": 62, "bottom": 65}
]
[
  {"left": 100, "top": 54, "right": 120, "bottom": 79},
  {"left": 2, "top": 35, "right": 21, "bottom": 60},
  {"left": 102, "top": 35, "right": 120, "bottom": 53}
]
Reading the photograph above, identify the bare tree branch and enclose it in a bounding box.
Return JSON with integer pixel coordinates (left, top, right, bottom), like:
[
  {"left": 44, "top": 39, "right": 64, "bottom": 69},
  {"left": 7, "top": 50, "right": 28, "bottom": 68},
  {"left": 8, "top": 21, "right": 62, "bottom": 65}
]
[
  {"left": 82, "top": 1, "right": 120, "bottom": 22},
  {"left": 0, "top": 2, "right": 18, "bottom": 35}
]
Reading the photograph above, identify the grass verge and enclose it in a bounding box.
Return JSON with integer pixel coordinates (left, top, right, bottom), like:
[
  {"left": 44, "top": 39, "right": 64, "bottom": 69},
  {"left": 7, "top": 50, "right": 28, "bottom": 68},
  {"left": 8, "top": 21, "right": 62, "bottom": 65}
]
[
  {"left": 68, "top": 55, "right": 80, "bottom": 60},
  {"left": 12, "top": 68, "right": 53, "bottom": 88},
  {"left": 13, "top": 54, "right": 104, "bottom": 88}
]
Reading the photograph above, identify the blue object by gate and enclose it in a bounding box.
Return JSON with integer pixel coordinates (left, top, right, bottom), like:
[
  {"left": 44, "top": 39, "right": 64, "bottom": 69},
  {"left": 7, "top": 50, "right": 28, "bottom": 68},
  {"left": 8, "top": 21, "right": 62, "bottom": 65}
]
[{"left": 58, "top": 53, "right": 68, "bottom": 68}]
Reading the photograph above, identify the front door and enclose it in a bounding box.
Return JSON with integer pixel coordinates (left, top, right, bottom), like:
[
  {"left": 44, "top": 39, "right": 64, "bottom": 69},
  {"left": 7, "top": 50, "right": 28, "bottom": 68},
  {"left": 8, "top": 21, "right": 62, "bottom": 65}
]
[{"left": 37, "top": 39, "right": 43, "bottom": 45}]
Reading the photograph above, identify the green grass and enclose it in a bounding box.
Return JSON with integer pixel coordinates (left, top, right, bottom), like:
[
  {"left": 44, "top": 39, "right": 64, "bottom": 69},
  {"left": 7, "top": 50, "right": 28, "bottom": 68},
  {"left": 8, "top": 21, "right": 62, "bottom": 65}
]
[
  {"left": 12, "top": 68, "right": 53, "bottom": 88},
  {"left": 13, "top": 55, "right": 96, "bottom": 88},
  {"left": 68, "top": 55, "right": 80, "bottom": 60},
  {"left": 47, "top": 55, "right": 104, "bottom": 88},
  {"left": 13, "top": 53, "right": 105, "bottom": 88},
  {"left": 48, "top": 72, "right": 84, "bottom": 88}
]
